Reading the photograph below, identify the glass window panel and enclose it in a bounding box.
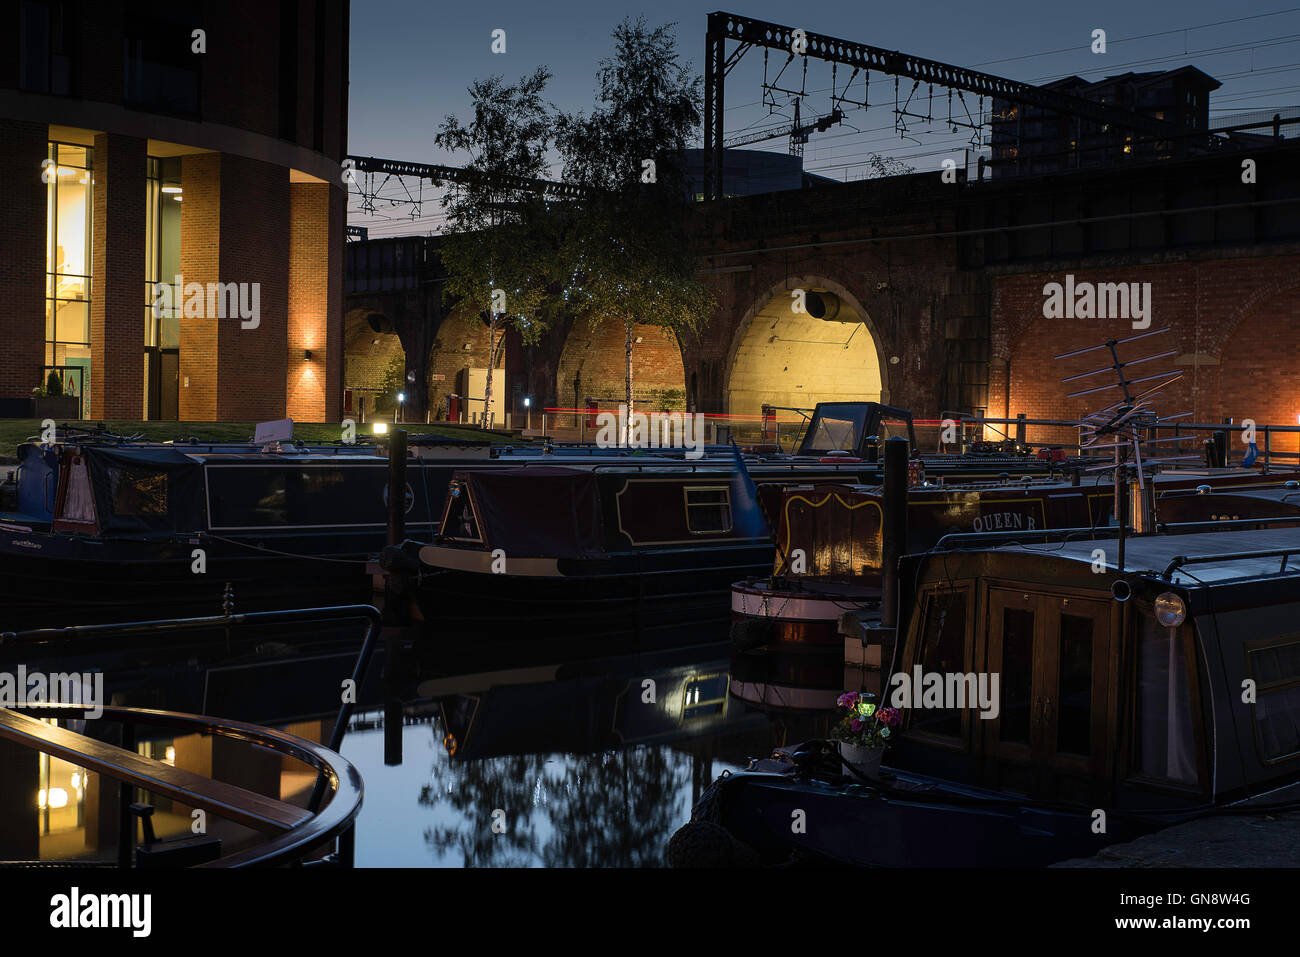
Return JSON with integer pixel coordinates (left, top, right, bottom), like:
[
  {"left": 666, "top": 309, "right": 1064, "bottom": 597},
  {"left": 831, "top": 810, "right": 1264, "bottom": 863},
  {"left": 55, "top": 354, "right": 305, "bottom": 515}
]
[
  {"left": 108, "top": 467, "right": 168, "bottom": 517},
  {"left": 685, "top": 487, "right": 731, "bottom": 533},
  {"left": 1254, "top": 686, "right": 1300, "bottom": 763},
  {"left": 1248, "top": 641, "right": 1300, "bottom": 762},
  {"left": 1057, "top": 614, "right": 1093, "bottom": 755},
  {"left": 54, "top": 180, "right": 89, "bottom": 277},
  {"left": 1000, "top": 607, "right": 1035, "bottom": 745},
  {"left": 54, "top": 299, "right": 88, "bottom": 344},
  {"left": 1251, "top": 641, "right": 1300, "bottom": 686},
  {"left": 912, "top": 592, "right": 967, "bottom": 737},
  {"left": 58, "top": 143, "right": 88, "bottom": 168},
  {"left": 1135, "top": 618, "right": 1196, "bottom": 782}
]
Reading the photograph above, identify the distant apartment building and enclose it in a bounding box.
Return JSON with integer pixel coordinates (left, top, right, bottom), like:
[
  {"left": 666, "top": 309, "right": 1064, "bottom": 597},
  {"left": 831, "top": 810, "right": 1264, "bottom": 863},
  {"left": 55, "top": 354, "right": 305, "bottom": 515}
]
[
  {"left": 0, "top": 0, "right": 350, "bottom": 422},
  {"left": 990, "top": 67, "right": 1222, "bottom": 177}
]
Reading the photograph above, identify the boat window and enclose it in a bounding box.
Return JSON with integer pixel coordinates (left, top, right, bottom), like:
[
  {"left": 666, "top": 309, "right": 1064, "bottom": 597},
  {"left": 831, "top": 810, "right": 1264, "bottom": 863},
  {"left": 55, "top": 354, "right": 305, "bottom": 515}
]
[
  {"left": 1248, "top": 638, "right": 1300, "bottom": 763},
  {"left": 1057, "top": 614, "right": 1094, "bottom": 755},
  {"left": 798, "top": 404, "right": 869, "bottom": 454},
  {"left": 910, "top": 591, "right": 967, "bottom": 738},
  {"left": 106, "top": 466, "right": 167, "bottom": 517},
  {"left": 442, "top": 484, "right": 480, "bottom": 541},
  {"left": 878, "top": 417, "right": 912, "bottom": 444},
  {"left": 685, "top": 486, "right": 732, "bottom": 534},
  {"left": 61, "top": 458, "right": 96, "bottom": 523},
  {"left": 999, "top": 608, "right": 1035, "bottom": 746},
  {"left": 1134, "top": 618, "right": 1197, "bottom": 783}
]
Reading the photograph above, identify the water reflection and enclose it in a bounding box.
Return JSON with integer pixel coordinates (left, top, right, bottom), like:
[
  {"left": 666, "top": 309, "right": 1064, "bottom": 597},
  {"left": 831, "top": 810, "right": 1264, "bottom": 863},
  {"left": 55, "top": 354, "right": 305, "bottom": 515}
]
[{"left": 1, "top": 617, "right": 851, "bottom": 867}]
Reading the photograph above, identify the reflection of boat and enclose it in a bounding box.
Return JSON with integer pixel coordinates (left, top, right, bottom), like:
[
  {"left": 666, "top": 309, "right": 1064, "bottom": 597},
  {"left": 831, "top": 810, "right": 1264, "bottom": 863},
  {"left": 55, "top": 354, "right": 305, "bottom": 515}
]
[
  {"left": 429, "top": 655, "right": 767, "bottom": 761},
  {"left": 688, "top": 526, "right": 1300, "bottom": 866},
  {"left": 732, "top": 472, "right": 1300, "bottom": 650}
]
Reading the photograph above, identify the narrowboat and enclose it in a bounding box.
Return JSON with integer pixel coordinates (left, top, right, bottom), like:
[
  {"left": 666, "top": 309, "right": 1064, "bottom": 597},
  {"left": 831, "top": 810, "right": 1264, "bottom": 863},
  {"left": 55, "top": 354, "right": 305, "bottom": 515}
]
[
  {"left": 731, "top": 471, "right": 1300, "bottom": 650},
  {"left": 682, "top": 525, "right": 1300, "bottom": 866},
  {"left": 0, "top": 434, "right": 444, "bottom": 627}
]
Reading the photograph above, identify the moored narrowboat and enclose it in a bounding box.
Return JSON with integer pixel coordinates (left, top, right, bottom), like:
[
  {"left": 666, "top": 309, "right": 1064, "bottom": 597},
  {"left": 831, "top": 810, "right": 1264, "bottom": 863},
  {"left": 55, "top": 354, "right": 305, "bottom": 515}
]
[{"left": 684, "top": 525, "right": 1300, "bottom": 866}]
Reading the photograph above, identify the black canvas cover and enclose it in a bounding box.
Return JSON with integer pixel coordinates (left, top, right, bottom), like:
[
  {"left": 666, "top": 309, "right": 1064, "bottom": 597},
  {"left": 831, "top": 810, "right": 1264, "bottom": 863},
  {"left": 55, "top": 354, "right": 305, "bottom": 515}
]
[
  {"left": 453, "top": 467, "right": 604, "bottom": 558},
  {"left": 82, "top": 446, "right": 206, "bottom": 534}
]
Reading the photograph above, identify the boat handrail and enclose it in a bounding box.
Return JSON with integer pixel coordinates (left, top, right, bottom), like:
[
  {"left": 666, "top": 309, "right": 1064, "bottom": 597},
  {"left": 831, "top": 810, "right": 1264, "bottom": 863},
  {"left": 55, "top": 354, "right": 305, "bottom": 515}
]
[
  {"left": 1161, "top": 546, "right": 1300, "bottom": 579},
  {"left": 0, "top": 703, "right": 362, "bottom": 868},
  {"left": 932, "top": 526, "right": 1133, "bottom": 550},
  {"left": 1155, "top": 515, "right": 1300, "bottom": 533}
]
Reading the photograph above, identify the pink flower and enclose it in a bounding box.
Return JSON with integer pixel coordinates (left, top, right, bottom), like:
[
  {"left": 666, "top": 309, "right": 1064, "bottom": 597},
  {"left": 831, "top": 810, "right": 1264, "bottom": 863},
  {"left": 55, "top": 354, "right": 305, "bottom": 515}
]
[
  {"left": 850, "top": 717, "right": 863, "bottom": 732},
  {"left": 837, "top": 693, "right": 858, "bottom": 709}
]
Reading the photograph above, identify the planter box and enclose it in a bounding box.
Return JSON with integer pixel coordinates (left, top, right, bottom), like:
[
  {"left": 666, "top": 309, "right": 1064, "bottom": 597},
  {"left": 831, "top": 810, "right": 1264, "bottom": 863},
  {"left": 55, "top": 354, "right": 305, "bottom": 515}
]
[{"left": 32, "top": 396, "right": 81, "bottom": 419}]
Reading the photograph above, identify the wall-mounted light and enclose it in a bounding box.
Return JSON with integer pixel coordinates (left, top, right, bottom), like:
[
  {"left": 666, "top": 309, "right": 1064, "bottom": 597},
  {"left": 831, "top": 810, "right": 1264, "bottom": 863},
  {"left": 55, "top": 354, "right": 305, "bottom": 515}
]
[
  {"left": 373, "top": 422, "right": 389, "bottom": 435},
  {"left": 304, "top": 349, "right": 313, "bottom": 361},
  {"left": 161, "top": 186, "right": 183, "bottom": 194},
  {"left": 463, "top": 343, "right": 472, "bottom": 351}
]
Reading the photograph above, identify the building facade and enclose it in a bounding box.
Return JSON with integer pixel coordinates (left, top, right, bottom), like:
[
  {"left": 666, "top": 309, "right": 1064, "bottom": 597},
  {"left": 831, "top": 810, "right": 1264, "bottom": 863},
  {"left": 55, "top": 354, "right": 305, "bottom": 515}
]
[{"left": 0, "top": 0, "right": 349, "bottom": 422}]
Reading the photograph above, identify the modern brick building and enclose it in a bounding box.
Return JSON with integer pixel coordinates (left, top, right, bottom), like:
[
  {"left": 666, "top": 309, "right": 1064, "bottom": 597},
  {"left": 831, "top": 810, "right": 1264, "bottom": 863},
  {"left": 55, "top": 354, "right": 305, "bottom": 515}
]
[{"left": 0, "top": 0, "right": 349, "bottom": 422}]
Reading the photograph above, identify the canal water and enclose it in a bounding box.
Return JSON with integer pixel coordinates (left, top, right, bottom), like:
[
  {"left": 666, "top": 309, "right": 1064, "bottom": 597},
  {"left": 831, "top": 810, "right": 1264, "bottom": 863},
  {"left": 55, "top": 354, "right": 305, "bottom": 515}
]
[{"left": 0, "top": 624, "right": 838, "bottom": 867}]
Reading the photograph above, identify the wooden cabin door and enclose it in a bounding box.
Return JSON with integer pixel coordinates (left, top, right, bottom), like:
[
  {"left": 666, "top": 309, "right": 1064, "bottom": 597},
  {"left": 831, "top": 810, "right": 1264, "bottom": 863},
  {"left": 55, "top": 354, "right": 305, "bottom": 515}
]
[
  {"left": 984, "top": 588, "right": 1040, "bottom": 795},
  {"left": 1035, "top": 596, "right": 1112, "bottom": 804},
  {"left": 983, "top": 589, "right": 1112, "bottom": 803}
]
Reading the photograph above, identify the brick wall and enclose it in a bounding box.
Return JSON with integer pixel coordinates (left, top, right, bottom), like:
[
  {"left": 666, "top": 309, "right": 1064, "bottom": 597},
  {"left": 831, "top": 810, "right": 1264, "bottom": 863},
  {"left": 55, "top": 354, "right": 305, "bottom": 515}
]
[
  {"left": 991, "top": 256, "right": 1300, "bottom": 445},
  {"left": 216, "top": 155, "right": 288, "bottom": 422},
  {"left": 556, "top": 320, "right": 686, "bottom": 412},
  {"left": 0, "top": 119, "right": 46, "bottom": 401},
  {"left": 287, "top": 181, "right": 329, "bottom": 420},
  {"left": 179, "top": 153, "right": 221, "bottom": 420},
  {"left": 90, "top": 133, "right": 146, "bottom": 419}
]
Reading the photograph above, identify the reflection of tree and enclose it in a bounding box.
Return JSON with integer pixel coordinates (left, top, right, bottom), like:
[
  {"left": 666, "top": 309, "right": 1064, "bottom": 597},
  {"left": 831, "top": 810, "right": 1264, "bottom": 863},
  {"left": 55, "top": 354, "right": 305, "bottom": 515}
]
[
  {"left": 540, "top": 746, "right": 688, "bottom": 868},
  {"left": 419, "top": 744, "right": 547, "bottom": 867},
  {"left": 417, "top": 722, "right": 693, "bottom": 867}
]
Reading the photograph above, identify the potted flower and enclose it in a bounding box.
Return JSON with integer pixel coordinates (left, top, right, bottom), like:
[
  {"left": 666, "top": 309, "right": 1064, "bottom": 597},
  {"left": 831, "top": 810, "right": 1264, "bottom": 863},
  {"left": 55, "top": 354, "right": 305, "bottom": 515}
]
[{"left": 831, "top": 692, "right": 903, "bottom": 776}]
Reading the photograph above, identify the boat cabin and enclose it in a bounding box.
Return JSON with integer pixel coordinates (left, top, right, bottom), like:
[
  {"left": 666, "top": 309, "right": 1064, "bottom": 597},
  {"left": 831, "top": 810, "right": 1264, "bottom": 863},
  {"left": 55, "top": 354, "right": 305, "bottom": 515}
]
[{"left": 891, "top": 527, "right": 1300, "bottom": 811}]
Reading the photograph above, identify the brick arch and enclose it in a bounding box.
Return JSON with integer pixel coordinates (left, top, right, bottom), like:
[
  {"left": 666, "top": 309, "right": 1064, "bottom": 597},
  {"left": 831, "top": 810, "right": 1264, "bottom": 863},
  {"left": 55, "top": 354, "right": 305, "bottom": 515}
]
[
  {"left": 1217, "top": 282, "right": 1300, "bottom": 426},
  {"left": 1216, "top": 276, "right": 1300, "bottom": 352},
  {"left": 554, "top": 319, "right": 688, "bottom": 415},
  {"left": 723, "top": 274, "right": 889, "bottom": 415}
]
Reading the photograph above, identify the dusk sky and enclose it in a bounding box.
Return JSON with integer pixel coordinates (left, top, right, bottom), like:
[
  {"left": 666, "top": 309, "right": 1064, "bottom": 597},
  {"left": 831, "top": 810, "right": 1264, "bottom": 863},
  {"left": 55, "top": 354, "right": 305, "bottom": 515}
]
[{"left": 348, "top": 2, "right": 1300, "bottom": 235}]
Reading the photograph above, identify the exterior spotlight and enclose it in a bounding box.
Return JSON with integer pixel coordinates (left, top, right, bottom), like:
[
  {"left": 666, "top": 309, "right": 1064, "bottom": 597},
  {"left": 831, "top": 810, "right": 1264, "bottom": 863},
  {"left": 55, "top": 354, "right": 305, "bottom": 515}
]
[
  {"left": 373, "top": 422, "right": 388, "bottom": 435},
  {"left": 304, "top": 349, "right": 313, "bottom": 361}
]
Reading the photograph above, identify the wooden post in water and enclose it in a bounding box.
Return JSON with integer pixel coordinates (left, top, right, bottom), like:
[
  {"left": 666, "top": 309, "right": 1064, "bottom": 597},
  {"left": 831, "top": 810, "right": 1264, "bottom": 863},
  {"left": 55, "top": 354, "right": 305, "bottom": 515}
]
[
  {"left": 881, "top": 436, "right": 909, "bottom": 631},
  {"left": 387, "top": 429, "right": 408, "bottom": 548}
]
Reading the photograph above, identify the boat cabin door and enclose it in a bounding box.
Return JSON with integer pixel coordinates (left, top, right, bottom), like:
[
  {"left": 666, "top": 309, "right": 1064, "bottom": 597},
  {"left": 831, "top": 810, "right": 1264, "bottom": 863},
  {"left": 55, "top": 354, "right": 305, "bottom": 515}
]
[{"left": 982, "top": 588, "right": 1113, "bottom": 804}]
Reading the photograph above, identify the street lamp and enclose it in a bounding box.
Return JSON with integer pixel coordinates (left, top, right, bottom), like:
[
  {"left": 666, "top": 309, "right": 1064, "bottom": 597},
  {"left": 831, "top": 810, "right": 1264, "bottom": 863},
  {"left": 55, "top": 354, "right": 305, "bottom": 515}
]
[
  {"left": 397, "top": 392, "right": 405, "bottom": 424},
  {"left": 524, "top": 396, "right": 531, "bottom": 431}
]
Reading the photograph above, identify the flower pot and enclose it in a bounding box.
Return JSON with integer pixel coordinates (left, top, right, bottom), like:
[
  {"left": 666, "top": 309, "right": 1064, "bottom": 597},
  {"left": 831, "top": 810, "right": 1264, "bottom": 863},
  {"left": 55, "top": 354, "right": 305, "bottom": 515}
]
[{"left": 839, "top": 741, "right": 885, "bottom": 777}]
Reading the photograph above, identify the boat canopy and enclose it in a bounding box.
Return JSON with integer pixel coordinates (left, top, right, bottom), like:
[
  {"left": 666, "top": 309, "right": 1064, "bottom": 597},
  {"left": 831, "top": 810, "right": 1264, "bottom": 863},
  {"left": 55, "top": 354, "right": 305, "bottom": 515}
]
[
  {"left": 82, "top": 446, "right": 206, "bottom": 534},
  {"left": 449, "top": 467, "right": 604, "bottom": 558}
]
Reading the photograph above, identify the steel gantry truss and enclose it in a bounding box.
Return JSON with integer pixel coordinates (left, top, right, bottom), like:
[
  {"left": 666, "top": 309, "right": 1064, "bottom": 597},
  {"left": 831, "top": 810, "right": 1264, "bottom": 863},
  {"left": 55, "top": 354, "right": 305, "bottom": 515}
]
[
  {"left": 345, "top": 155, "right": 587, "bottom": 222},
  {"left": 703, "top": 11, "right": 1179, "bottom": 200}
]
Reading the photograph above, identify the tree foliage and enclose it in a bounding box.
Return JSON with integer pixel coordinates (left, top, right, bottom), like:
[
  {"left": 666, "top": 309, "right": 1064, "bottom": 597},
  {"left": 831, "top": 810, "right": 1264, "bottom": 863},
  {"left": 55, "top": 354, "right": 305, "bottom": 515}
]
[
  {"left": 434, "top": 68, "right": 562, "bottom": 423},
  {"left": 555, "top": 18, "right": 715, "bottom": 424}
]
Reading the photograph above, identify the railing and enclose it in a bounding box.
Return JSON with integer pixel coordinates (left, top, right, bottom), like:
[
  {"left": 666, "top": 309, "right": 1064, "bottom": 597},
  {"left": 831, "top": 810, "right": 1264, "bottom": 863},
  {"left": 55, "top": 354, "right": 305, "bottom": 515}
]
[
  {"left": 0, "top": 704, "right": 363, "bottom": 868},
  {"left": 0, "top": 603, "right": 381, "bottom": 867},
  {"left": 941, "top": 412, "right": 1300, "bottom": 470}
]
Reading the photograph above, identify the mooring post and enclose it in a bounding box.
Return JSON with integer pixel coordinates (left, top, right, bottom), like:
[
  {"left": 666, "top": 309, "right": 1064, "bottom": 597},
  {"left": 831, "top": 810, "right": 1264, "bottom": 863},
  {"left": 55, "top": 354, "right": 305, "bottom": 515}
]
[
  {"left": 387, "top": 429, "right": 408, "bottom": 548},
  {"left": 881, "top": 436, "right": 909, "bottom": 631}
]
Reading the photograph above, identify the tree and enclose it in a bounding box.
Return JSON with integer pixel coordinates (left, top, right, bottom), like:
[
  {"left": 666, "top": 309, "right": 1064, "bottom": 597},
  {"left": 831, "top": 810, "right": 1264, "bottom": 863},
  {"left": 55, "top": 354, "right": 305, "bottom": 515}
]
[
  {"left": 555, "top": 18, "right": 714, "bottom": 440},
  {"left": 434, "top": 68, "right": 561, "bottom": 428}
]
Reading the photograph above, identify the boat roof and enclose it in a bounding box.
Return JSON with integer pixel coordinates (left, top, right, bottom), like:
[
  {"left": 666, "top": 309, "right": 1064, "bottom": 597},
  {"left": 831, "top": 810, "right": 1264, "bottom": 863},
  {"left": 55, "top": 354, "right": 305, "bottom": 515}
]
[{"left": 991, "top": 526, "right": 1300, "bottom": 586}]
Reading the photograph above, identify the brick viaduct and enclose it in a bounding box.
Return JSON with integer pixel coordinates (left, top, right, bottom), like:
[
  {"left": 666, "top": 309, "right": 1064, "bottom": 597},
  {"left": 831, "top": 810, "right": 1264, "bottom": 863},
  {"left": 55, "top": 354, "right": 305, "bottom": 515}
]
[{"left": 347, "top": 139, "right": 1300, "bottom": 441}]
